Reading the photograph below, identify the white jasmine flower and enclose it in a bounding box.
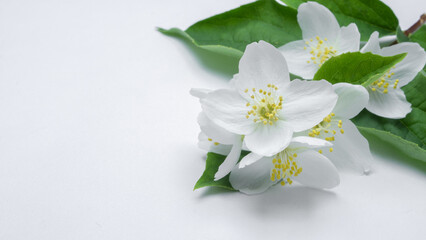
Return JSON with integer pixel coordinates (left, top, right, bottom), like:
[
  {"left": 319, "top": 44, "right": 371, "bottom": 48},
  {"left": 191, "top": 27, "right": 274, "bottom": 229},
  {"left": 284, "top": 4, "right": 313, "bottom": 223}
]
[
  {"left": 197, "top": 113, "right": 233, "bottom": 156},
  {"left": 279, "top": 1, "right": 360, "bottom": 79},
  {"left": 198, "top": 132, "right": 232, "bottom": 156},
  {"left": 229, "top": 137, "right": 339, "bottom": 194},
  {"left": 304, "top": 83, "right": 373, "bottom": 174},
  {"left": 191, "top": 89, "right": 243, "bottom": 180},
  {"left": 361, "top": 31, "right": 426, "bottom": 119},
  {"left": 200, "top": 41, "right": 338, "bottom": 159}
]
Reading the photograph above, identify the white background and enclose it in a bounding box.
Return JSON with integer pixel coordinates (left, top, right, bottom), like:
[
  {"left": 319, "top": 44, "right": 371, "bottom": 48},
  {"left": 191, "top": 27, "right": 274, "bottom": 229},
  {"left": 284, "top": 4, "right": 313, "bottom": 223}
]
[{"left": 0, "top": 0, "right": 425, "bottom": 239}]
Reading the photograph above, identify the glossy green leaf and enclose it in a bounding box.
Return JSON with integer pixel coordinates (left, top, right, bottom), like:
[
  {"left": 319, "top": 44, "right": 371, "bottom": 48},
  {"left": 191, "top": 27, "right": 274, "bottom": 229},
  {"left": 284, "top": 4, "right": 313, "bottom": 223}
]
[
  {"left": 313, "top": 52, "right": 406, "bottom": 86},
  {"left": 159, "top": 0, "right": 301, "bottom": 58},
  {"left": 357, "top": 126, "right": 426, "bottom": 162},
  {"left": 396, "top": 26, "right": 410, "bottom": 43},
  {"left": 157, "top": 28, "right": 244, "bottom": 58},
  {"left": 194, "top": 151, "right": 249, "bottom": 191},
  {"left": 280, "top": 0, "right": 399, "bottom": 41},
  {"left": 409, "top": 25, "right": 426, "bottom": 49},
  {"left": 353, "top": 69, "right": 426, "bottom": 162}
]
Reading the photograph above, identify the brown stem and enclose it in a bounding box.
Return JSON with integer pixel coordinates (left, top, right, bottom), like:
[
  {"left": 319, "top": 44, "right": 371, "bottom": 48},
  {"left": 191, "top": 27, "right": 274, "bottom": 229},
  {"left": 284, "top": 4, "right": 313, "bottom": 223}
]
[
  {"left": 389, "top": 14, "right": 425, "bottom": 45},
  {"left": 404, "top": 13, "right": 426, "bottom": 36}
]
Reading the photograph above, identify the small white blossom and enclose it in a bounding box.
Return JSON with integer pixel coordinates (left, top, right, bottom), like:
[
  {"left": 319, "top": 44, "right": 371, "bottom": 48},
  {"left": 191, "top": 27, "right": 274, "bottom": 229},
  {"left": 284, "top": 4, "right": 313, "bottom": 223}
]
[
  {"left": 197, "top": 113, "right": 233, "bottom": 156},
  {"left": 303, "top": 83, "right": 373, "bottom": 174},
  {"left": 279, "top": 2, "right": 360, "bottom": 79},
  {"left": 198, "top": 41, "right": 337, "bottom": 172},
  {"left": 361, "top": 31, "right": 426, "bottom": 119},
  {"left": 192, "top": 41, "right": 338, "bottom": 180},
  {"left": 191, "top": 89, "right": 243, "bottom": 180},
  {"left": 229, "top": 137, "right": 340, "bottom": 194}
]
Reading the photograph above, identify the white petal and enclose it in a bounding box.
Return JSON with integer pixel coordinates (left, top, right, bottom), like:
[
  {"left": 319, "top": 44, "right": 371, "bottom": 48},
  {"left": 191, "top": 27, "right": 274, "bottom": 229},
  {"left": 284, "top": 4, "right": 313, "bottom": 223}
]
[
  {"left": 197, "top": 112, "right": 235, "bottom": 145},
  {"left": 190, "top": 88, "right": 211, "bottom": 99},
  {"left": 198, "top": 132, "right": 232, "bottom": 156},
  {"left": 230, "top": 156, "right": 276, "bottom": 195},
  {"left": 214, "top": 135, "right": 243, "bottom": 180},
  {"left": 378, "top": 35, "right": 397, "bottom": 46},
  {"left": 298, "top": 2, "right": 340, "bottom": 42},
  {"left": 336, "top": 23, "right": 360, "bottom": 53},
  {"left": 244, "top": 121, "right": 293, "bottom": 157},
  {"left": 293, "top": 150, "right": 340, "bottom": 189},
  {"left": 321, "top": 120, "right": 372, "bottom": 174},
  {"left": 201, "top": 89, "right": 255, "bottom": 135},
  {"left": 332, "top": 83, "right": 369, "bottom": 119},
  {"left": 360, "top": 31, "right": 380, "bottom": 54},
  {"left": 238, "top": 152, "right": 263, "bottom": 168},
  {"left": 235, "top": 41, "right": 290, "bottom": 96},
  {"left": 279, "top": 40, "right": 320, "bottom": 79},
  {"left": 229, "top": 74, "right": 239, "bottom": 88},
  {"left": 380, "top": 42, "right": 426, "bottom": 87},
  {"left": 279, "top": 79, "right": 337, "bottom": 132},
  {"left": 366, "top": 88, "right": 411, "bottom": 119},
  {"left": 288, "top": 136, "right": 332, "bottom": 149}
]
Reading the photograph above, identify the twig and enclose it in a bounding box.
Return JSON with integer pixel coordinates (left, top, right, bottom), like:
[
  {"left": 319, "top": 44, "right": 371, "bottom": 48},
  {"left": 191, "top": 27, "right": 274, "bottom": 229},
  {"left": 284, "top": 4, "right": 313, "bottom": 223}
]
[
  {"left": 389, "top": 14, "right": 425, "bottom": 45},
  {"left": 404, "top": 14, "right": 426, "bottom": 36}
]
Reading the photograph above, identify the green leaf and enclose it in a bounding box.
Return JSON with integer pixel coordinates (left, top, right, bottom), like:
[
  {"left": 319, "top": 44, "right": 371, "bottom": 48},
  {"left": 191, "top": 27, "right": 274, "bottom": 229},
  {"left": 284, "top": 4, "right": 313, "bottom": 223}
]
[
  {"left": 157, "top": 27, "right": 245, "bottom": 58},
  {"left": 409, "top": 25, "right": 426, "bottom": 50},
  {"left": 159, "top": 0, "right": 302, "bottom": 58},
  {"left": 352, "top": 69, "right": 426, "bottom": 162},
  {"left": 357, "top": 126, "right": 426, "bottom": 162},
  {"left": 280, "top": 0, "right": 399, "bottom": 41},
  {"left": 313, "top": 52, "right": 406, "bottom": 86},
  {"left": 396, "top": 26, "right": 410, "bottom": 43},
  {"left": 194, "top": 151, "right": 249, "bottom": 191},
  {"left": 280, "top": 0, "right": 304, "bottom": 8}
]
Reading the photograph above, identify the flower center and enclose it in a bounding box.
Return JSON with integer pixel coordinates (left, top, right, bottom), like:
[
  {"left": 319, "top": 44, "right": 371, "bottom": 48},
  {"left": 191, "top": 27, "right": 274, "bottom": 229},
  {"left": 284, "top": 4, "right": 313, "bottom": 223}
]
[
  {"left": 207, "top": 138, "right": 220, "bottom": 146},
  {"left": 244, "top": 84, "right": 283, "bottom": 126},
  {"left": 369, "top": 66, "right": 399, "bottom": 94},
  {"left": 308, "top": 112, "right": 344, "bottom": 153},
  {"left": 270, "top": 150, "right": 303, "bottom": 186},
  {"left": 304, "top": 36, "right": 337, "bottom": 66}
]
